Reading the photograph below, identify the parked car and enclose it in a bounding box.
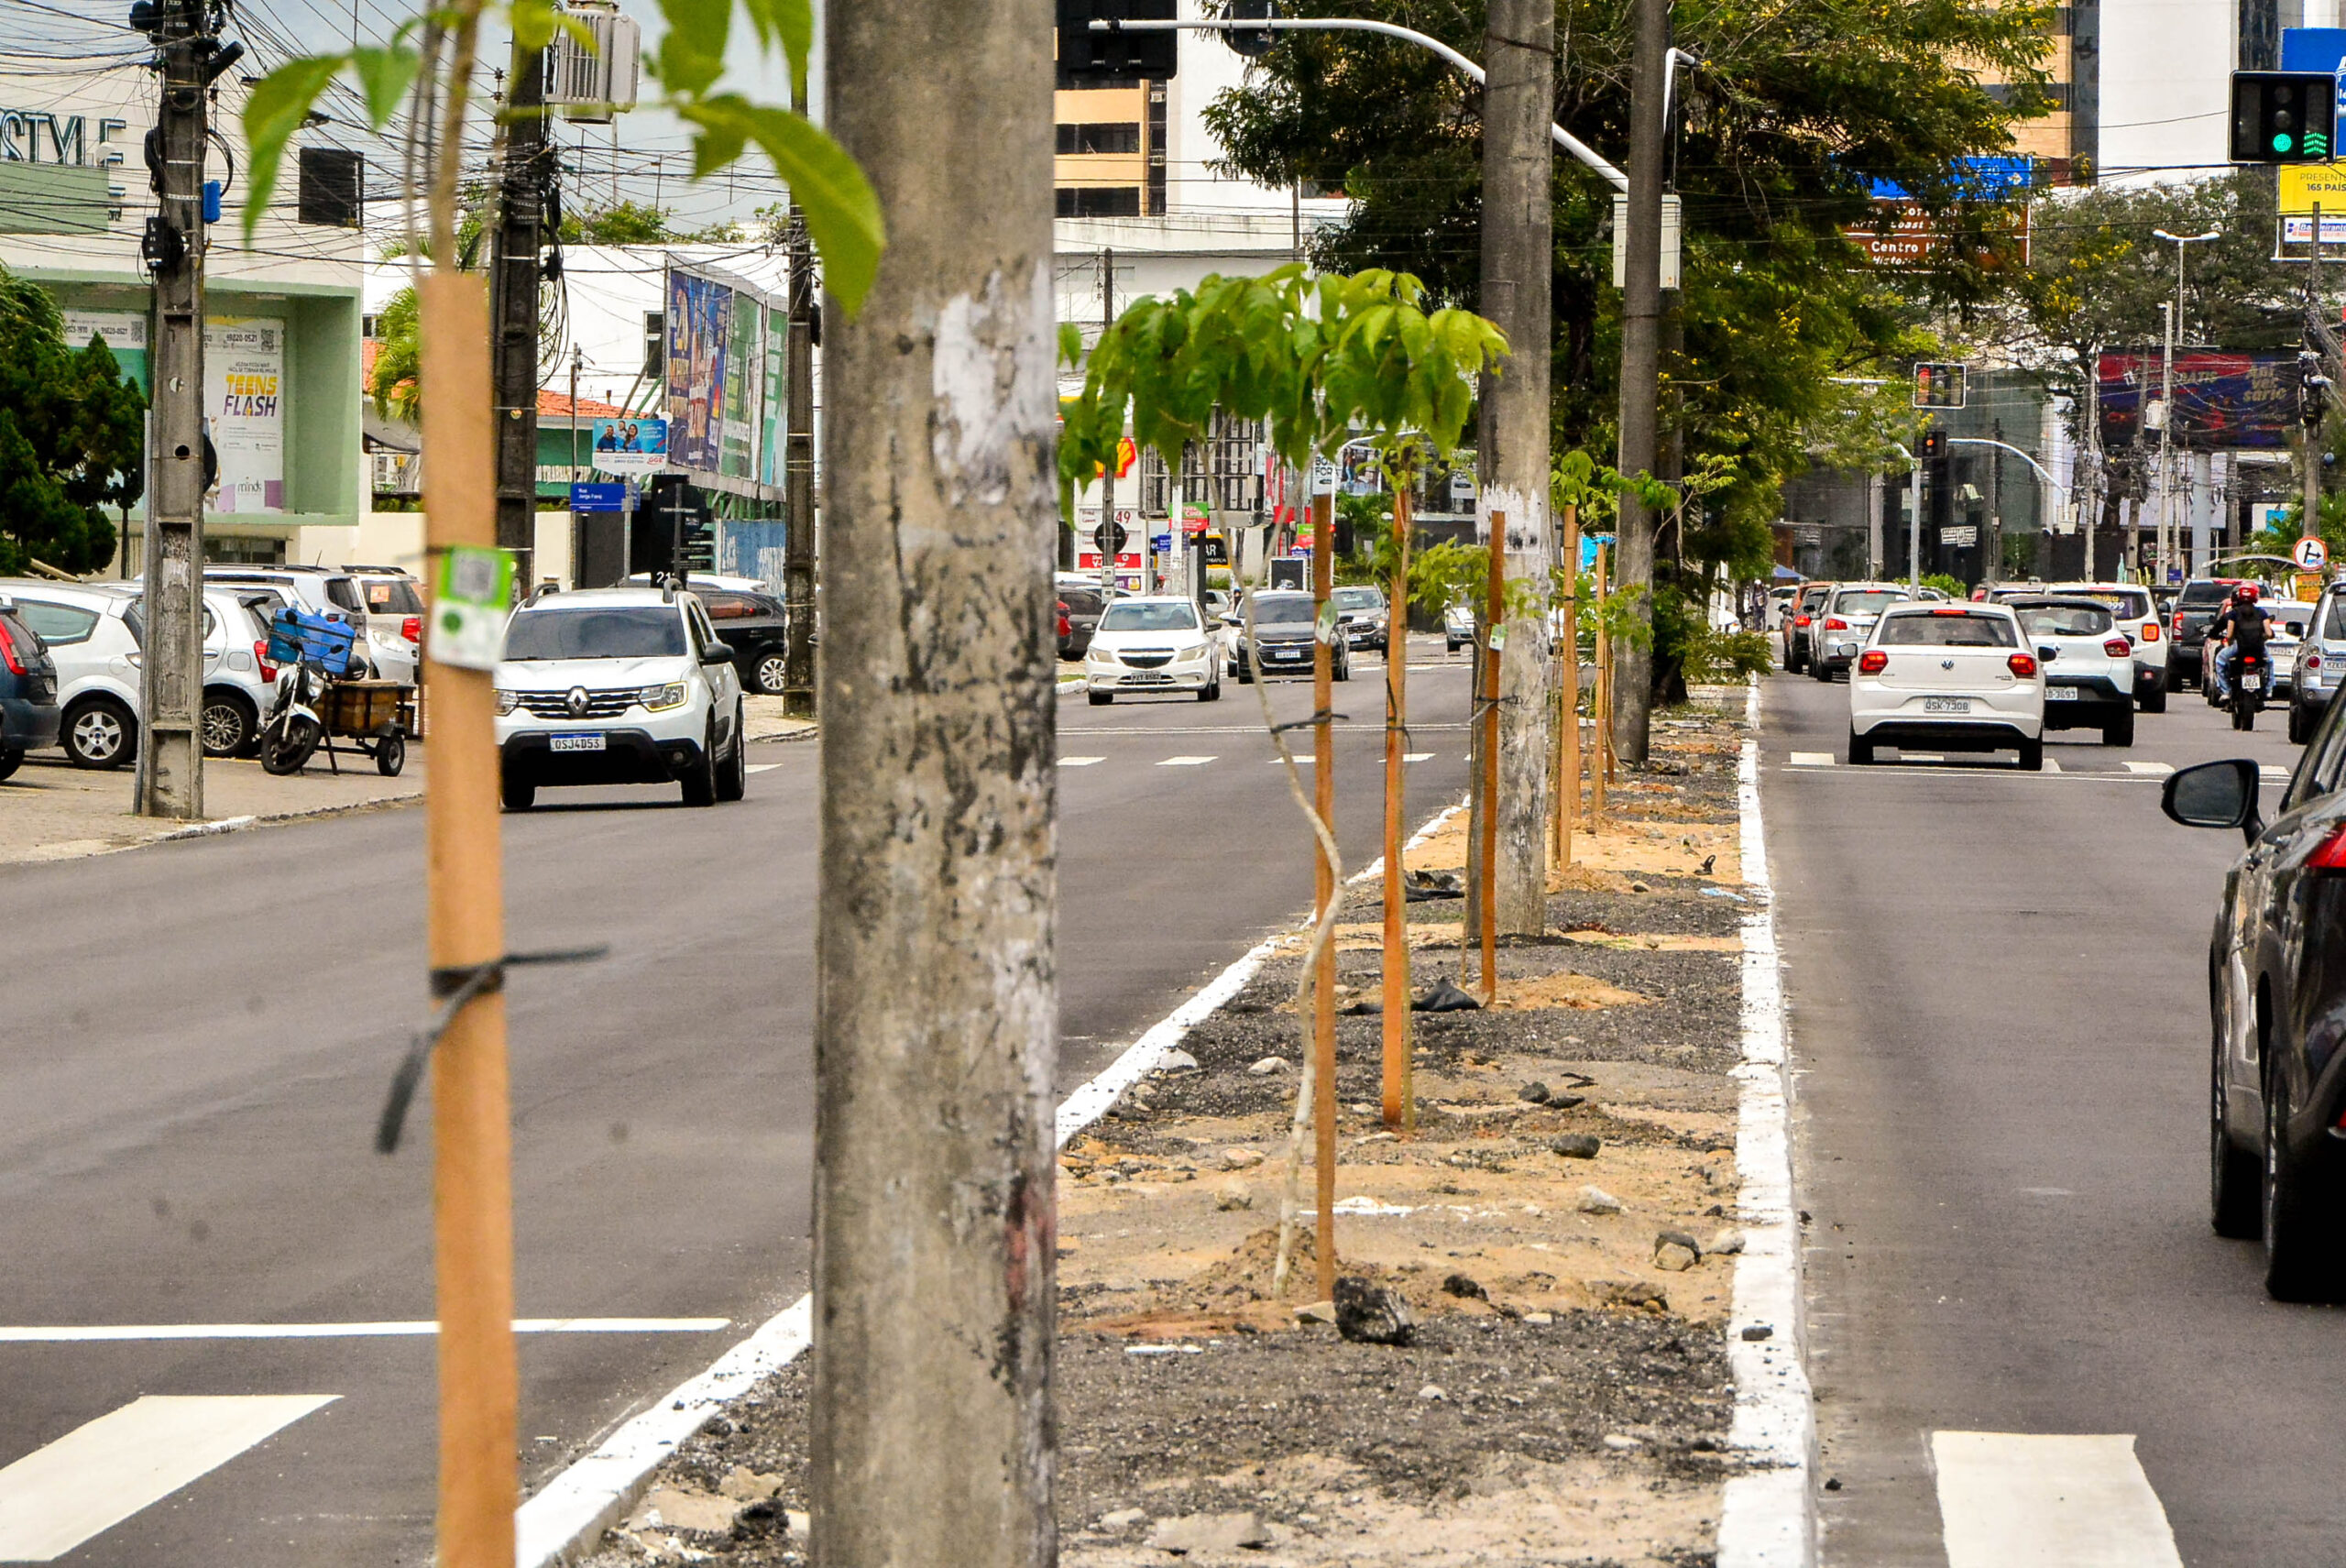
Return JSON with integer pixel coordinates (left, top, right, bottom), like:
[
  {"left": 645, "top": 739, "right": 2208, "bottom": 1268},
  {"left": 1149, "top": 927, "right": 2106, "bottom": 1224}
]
[
  {"left": 194, "top": 565, "right": 388, "bottom": 678},
  {"left": 2289, "top": 585, "right": 2346, "bottom": 742},
  {"left": 2009, "top": 596, "right": 2135, "bottom": 747},
  {"left": 1332, "top": 584, "right": 1391, "bottom": 652},
  {"left": 1769, "top": 584, "right": 1801, "bottom": 629},
  {"left": 0, "top": 581, "right": 271, "bottom": 766},
  {"left": 2037, "top": 581, "right": 2168, "bottom": 712},
  {"left": 0, "top": 596, "right": 59, "bottom": 779},
  {"left": 1806, "top": 583, "right": 1913, "bottom": 681},
  {"left": 345, "top": 565, "right": 424, "bottom": 685},
  {"left": 1056, "top": 578, "right": 1113, "bottom": 659},
  {"left": 620, "top": 571, "right": 766, "bottom": 594},
  {"left": 1781, "top": 581, "right": 1832, "bottom": 674},
  {"left": 1443, "top": 597, "right": 1474, "bottom": 653},
  {"left": 1083, "top": 595, "right": 1222, "bottom": 703},
  {"left": 1847, "top": 602, "right": 2044, "bottom": 769},
  {"left": 1231, "top": 590, "right": 1351, "bottom": 684},
  {"left": 493, "top": 586, "right": 747, "bottom": 810},
  {"left": 2167, "top": 577, "right": 2255, "bottom": 691},
  {"left": 2161, "top": 720, "right": 2346, "bottom": 1298},
  {"left": 694, "top": 587, "right": 792, "bottom": 695}
]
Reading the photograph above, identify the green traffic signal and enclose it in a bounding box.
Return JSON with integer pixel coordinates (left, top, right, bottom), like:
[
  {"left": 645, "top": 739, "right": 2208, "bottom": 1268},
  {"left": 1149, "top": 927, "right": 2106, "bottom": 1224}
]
[{"left": 2277, "top": 132, "right": 2297, "bottom": 151}]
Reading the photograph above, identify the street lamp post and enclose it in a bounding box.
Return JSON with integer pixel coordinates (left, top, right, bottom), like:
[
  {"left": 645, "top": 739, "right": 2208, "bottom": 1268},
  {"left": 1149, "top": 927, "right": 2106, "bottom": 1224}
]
[{"left": 2152, "top": 228, "right": 2220, "bottom": 585}]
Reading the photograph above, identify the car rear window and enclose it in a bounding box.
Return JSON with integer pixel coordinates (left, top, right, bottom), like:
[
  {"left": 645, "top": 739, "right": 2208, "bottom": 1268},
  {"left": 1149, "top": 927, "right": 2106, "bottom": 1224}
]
[
  {"left": 2056, "top": 588, "right": 2150, "bottom": 620},
  {"left": 1100, "top": 601, "right": 1201, "bottom": 632},
  {"left": 1879, "top": 610, "right": 2018, "bottom": 647},
  {"left": 503, "top": 607, "right": 686, "bottom": 660},
  {"left": 2322, "top": 597, "right": 2346, "bottom": 641},
  {"left": 2178, "top": 582, "right": 2239, "bottom": 609},
  {"left": 1831, "top": 590, "right": 1905, "bottom": 616},
  {"left": 362, "top": 576, "right": 424, "bottom": 615},
  {"left": 2017, "top": 604, "right": 2113, "bottom": 637},
  {"left": 324, "top": 577, "right": 365, "bottom": 613}
]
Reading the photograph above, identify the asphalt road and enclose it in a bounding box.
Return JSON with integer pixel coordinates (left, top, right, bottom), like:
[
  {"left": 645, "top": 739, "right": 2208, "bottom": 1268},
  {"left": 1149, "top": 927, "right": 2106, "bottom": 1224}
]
[
  {"left": 1762, "top": 666, "right": 2342, "bottom": 1565},
  {"left": 0, "top": 638, "right": 1473, "bottom": 1565}
]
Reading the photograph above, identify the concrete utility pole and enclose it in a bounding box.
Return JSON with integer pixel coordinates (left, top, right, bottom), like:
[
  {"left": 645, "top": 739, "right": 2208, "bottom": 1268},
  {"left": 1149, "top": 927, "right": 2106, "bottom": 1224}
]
[
  {"left": 2082, "top": 351, "right": 2099, "bottom": 580},
  {"left": 1476, "top": 0, "right": 1553, "bottom": 934},
  {"left": 135, "top": 0, "right": 212, "bottom": 819},
  {"left": 2156, "top": 300, "right": 2175, "bottom": 584},
  {"left": 1987, "top": 416, "right": 2003, "bottom": 578},
  {"left": 782, "top": 196, "right": 817, "bottom": 716},
  {"left": 814, "top": 1, "right": 1058, "bottom": 1563},
  {"left": 1610, "top": 0, "right": 1669, "bottom": 766},
  {"left": 488, "top": 38, "right": 550, "bottom": 582}
]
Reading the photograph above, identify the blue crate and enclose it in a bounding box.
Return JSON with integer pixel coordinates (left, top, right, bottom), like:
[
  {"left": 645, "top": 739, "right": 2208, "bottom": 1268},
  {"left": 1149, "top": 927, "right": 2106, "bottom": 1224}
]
[{"left": 267, "top": 607, "right": 357, "bottom": 675}]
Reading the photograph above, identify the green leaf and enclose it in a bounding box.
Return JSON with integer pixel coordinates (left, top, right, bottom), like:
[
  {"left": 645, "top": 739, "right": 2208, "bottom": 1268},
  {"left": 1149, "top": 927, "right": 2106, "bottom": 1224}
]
[
  {"left": 240, "top": 53, "right": 348, "bottom": 239},
  {"left": 654, "top": 0, "right": 731, "bottom": 97},
  {"left": 348, "top": 46, "right": 418, "bottom": 130},
  {"left": 510, "top": 0, "right": 561, "bottom": 51},
  {"left": 737, "top": 0, "right": 814, "bottom": 103},
  {"left": 680, "top": 97, "right": 885, "bottom": 314}
]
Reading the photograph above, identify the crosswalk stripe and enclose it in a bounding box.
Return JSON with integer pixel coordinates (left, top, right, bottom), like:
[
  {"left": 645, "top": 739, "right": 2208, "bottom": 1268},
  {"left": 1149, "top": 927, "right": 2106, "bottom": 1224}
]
[
  {"left": 2123, "top": 761, "right": 2173, "bottom": 775},
  {"left": 744, "top": 763, "right": 782, "bottom": 775},
  {"left": 1158, "top": 755, "right": 1216, "bottom": 766},
  {"left": 1789, "top": 751, "right": 1836, "bottom": 766},
  {"left": 1060, "top": 756, "right": 1105, "bottom": 767},
  {"left": 0, "top": 1395, "right": 337, "bottom": 1562},
  {"left": 1933, "top": 1431, "right": 2183, "bottom": 1568},
  {"left": 2264, "top": 765, "right": 2293, "bottom": 781},
  {"left": 1404, "top": 751, "right": 1434, "bottom": 762}
]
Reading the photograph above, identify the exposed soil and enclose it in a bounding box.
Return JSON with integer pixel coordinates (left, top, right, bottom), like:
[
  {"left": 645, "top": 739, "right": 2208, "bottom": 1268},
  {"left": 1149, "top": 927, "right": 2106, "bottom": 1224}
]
[{"left": 578, "top": 693, "right": 1756, "bottom": 1568}]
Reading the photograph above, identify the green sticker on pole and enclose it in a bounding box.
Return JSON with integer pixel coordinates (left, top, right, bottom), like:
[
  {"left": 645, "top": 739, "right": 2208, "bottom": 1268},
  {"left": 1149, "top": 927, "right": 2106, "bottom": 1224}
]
[{"left": 433, "top": 544, "right": 514, "bottom": 672}]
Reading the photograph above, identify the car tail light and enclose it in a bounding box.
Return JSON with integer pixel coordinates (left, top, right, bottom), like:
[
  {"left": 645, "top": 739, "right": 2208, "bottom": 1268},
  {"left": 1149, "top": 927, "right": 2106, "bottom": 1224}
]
[
  {"left": 2141, "top": 621, "right": 2160, "bottom": 641},
  {"left": 1930, "top": 608, "right": 1969, "bottom": 616},
  {"left": 1858, "top": 650, "right": 1888, "bottom": 674},
  {"left": 2008, "top": 652, "right": 2039, "bottom": 678},
  {"left": 400, "top": 615, "right": 422, "bottom": 644},
  {"left": 0, "top": 619, "right": 21, "bottom": 676},
  {"left": 2173, "top": 612, "right": 2185, "bottom": 636},
  {"left": 253, "top": 640, "right": 277, "bottom": 683},
  {"left": 2104, "top": 638, "right": 2132, "bottom": 658},
  {"left": 2309, "top": 823, "right": 2346, "bottom": 872},
  {"left": 2310, "top": 653, "right": 2324, "bottom": 672},
  {"left": 1825, "top": 617, "right": 1848, "bottom": 630},
  {"left": 1794, "top": 614, "right": 1811, "bottom": 627}
]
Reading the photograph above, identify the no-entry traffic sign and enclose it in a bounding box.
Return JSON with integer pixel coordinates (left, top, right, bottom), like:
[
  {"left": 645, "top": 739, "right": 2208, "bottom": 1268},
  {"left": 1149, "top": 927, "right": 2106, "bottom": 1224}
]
[{"left": 2295, "top": 535, "right": 2330, "bottom": 571}]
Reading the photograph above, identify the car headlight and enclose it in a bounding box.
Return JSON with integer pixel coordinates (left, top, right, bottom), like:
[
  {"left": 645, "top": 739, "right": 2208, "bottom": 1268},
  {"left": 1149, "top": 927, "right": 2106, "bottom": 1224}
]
[
  {"left": 639, "top": 681, "right": 687, "bottom": 711},
  {"left": 496, "top": 688, "right": 520, "bottom": 715},
  {"left": 1176, "top": 643, "right": 1208, "bottom": 663},
  {"left": 1087, "top": 646, "right": 1117, "bottom": 664}
]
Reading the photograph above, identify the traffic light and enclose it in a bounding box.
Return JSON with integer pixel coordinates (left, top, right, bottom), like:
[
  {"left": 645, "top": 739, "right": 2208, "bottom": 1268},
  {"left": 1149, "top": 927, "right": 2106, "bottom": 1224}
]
[
  {"left": 2300, "top": 348, "right": 2330, "bottom": 427},
  {"left": 1057, "top": 0, "right": 1178, "bottom": 88},
  {"left": 2231, "top": 71, "right": 2337, "bottom": 162},
  {"left": 1913, "top": 362, "right": 1968, "bottom": 410},
  {"left": 1920, "top": 428, "right": 1946, "bottom": 460},
  {"left": 1226, "top": 0, "right": 1276, "bottom": 57}
]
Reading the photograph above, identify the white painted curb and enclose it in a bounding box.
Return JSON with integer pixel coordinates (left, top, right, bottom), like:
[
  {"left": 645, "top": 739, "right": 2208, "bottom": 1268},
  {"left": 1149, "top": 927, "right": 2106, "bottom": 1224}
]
[
  {"left": 518, "top": 795, "right": 1464, "bottom": 1565},
  {"left": 1716, "top": 676, "right": 1818, "bottom": 1566}
]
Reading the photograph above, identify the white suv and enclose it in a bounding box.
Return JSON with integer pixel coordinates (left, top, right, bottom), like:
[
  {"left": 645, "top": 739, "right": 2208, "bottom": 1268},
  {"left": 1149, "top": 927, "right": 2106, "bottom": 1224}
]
[{"left": 493, "top": 586, "right": 746, "bottom": 810}]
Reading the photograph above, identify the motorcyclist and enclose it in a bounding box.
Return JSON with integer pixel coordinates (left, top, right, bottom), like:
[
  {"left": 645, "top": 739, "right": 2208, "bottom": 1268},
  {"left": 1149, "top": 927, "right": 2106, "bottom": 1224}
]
[{"left": 2210, "top": 584, "right": 2271, "bottom": 701}]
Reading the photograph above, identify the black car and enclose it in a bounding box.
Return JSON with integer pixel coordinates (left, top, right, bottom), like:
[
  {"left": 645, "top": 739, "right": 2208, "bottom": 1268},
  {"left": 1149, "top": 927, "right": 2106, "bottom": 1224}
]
[
  {"left": 2166, "top": 577, "right": 2253, "bottom": 691},
  {"left": 1229, "top": 590, "right": 1351, "bottom": 683},
  {"left": 697, "top": 589, "right": 793, "bottom": 695},
  {"left": 2164, "top": 702, "right": 2346, "bottom": 1299},
  {"left": 0, "top": 600, "right": 59, "bottom": 780},
  {"left": 1057, "top": 581, "right": 1109, "bottom": 659}
]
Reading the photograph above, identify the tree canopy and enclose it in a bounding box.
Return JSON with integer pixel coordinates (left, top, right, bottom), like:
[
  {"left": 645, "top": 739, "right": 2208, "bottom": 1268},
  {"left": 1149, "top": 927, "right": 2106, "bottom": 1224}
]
[{"left": 0, "top": 268, "right": 145, "bottom": 576}]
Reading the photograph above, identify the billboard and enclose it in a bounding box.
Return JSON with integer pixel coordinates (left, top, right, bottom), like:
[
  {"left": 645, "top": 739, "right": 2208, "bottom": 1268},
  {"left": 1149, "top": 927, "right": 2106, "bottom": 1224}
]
[
  {"left": 206, "top": 317, "right": 285, "bottom": 513},
  {"left": 2097, "top": 350, "right": 2297, "bottom": 450},
  {"left": 591, "top": 416, "right": 667, "bottom": 475},
  {"left": 666, "top": 269, "right": 733, "bottom": 472},
  {"left": 665, "top": 262, "right": 784, "bottom": 487}
]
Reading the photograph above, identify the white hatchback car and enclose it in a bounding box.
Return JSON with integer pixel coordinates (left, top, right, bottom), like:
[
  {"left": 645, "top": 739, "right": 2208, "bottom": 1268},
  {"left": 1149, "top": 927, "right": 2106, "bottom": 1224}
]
[
  {"left": 1083, "top": 595, "right": 1222, "bottom": 703},
  {"left": 1847, "top": 602, "right": 2045, "bottom": 770},
  {"left": 493, "top": 587, "right": 747, "bottom": 810},
  {"left": 2010, "top": 596, "right": 2135, "bottom": 747}
]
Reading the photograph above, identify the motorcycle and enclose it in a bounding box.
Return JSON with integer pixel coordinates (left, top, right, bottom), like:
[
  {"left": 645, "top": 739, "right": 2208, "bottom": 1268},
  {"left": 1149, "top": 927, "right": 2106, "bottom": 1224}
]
[
  {"left": 258, "top": 656, "right": 328, "bottom": 774},
  {"left": 2231, "top": 651, "right": 2269, "bottom": 732}
]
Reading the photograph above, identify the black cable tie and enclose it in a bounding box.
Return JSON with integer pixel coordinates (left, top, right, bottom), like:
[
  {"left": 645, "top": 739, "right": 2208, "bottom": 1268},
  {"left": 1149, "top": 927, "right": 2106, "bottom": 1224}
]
[
  {"left": 377, "top": 945, "right": 609, "bottom": 1155},
  {"left": 1270, "top": 709, "right": 1348, "bottom": 735}
]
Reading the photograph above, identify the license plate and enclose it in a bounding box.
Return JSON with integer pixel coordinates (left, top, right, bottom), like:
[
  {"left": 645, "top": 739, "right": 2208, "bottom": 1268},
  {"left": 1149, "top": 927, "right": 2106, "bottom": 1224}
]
[
  {"left": 549, "top": 732, "right": 606, "bottom": 752},
  {"left": 2246, "top": 674, "right": 2266, "bottom": 692},
  {"left": 1269, "top": 650, "right": 1305, "bottom": 661},
  {"left": 2045, "top": 685, "right": 2079, "bottom": 701},
  {"left": 1922, "top": 696, "right": 1972, "bottom": 714}
]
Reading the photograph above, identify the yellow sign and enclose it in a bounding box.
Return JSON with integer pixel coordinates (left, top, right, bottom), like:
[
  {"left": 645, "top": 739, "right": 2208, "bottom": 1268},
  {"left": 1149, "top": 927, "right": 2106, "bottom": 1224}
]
[{"left": 2279, "top": 164, "right": 2346, "bottom": 213}]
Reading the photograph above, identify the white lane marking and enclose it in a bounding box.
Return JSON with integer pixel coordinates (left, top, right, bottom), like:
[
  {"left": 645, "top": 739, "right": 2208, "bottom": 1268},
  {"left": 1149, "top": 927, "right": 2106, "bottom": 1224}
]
[
  {"left": 2041, "top": 757, "right": 2063, "bottom": 773},
  {"left": 1059, "top": 756, "right": 1105, "bottom": 767},
  {"left": 520, "top": 796, "right": 1471, "bottom": 1568},
  {"left": 744, "top": 764, "right": 783, "bottom": 774},
  {"left": 1902, "top": 752, "right": 1946, "bottom": 762},
  {"left": 2264, "top": 765, "right": 2293, "bottom": 781},
  {"left": 1404, "top": 752, "right": 1434, "bottom": 762},
  {"left": 2123, "top": 761, "right": 2174, "bottom": 775},
  {"left": 1932, "top": 1431, "right": 2184, "bottom": 1568},
  {"left": 0, "top": 1395, "right": 336, "bottom": 1562},
  {"left": 1716, "top": 675, "right": 1816, "bottom": 1568},
  {"left": 1157, "top": 755, "right": 1216, "bottom": 766},
  {"left": 1788, "top": 751, "right": 1835, "bottom": 767},
  {"left": 0, "top": 1319, "right": 729, "bottom": 1343}
]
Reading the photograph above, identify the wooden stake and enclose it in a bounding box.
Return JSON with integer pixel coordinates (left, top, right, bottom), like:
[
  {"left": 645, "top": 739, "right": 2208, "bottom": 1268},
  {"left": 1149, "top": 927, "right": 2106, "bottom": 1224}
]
[
  {"left": 1381, "top": 486, "right": 1413, "bottom": 1131},
  {"left": 1480, "top": 513, "right": 1504, "bottom": 1003},
  {"left": 1311, "top": 490, "right": 1339, "bottom": 1301},
  {"left": 1593, "top": 542, "right": 1611, "bottom": 821},
  {"left": 1553, "top": 503, "right": 1580, "bottom": 867},
  {"left": 418, "top": 269, "right": 517, "bottom": 1568}
]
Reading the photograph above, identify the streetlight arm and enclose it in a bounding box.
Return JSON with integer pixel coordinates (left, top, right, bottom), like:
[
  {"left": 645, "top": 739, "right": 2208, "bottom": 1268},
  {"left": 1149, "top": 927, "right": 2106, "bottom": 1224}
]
[
  {"left": 1089, "top": 17, "right": 1630, "bottom": 192},
  {"left": 1945, "top": 436, "right": 2067, "bottom": 493}
]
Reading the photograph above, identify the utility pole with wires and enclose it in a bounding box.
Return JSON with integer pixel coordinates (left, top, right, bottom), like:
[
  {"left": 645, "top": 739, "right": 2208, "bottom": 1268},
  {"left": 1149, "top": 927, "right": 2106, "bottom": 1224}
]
[
  {"left": 132, "top": 0, "right": 232, "bottom": 820},
  {"left": 782, "top": 196, "right": 817, "bottom": 716},
  {"left": 489, "top": 38, "right": 552, "bottom": 585}
]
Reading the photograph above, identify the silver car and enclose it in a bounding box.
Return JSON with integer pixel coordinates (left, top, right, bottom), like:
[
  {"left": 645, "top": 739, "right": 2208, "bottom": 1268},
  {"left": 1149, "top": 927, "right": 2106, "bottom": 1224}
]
[
  {"left": 2290, "top": 587, "right": 2346, "bottom": 742},
  {"left": 1807, "top": 583, "right": 1914, "bottom": 681}
]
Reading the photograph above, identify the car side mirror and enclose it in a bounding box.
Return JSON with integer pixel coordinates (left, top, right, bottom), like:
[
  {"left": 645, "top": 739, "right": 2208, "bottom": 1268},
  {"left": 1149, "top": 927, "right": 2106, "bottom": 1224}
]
[
  {"left": 2037, "top": 645, "right": 2058, "bottom": 662},
  {"left": 2163, "top": 758, "right": 2264, "bottom": 843},
  {"left": 702, "top": 641, "right": 735, "bottom": 664},
  {"left": 2289, "top": 620, "right": 2307, "bottom": 637}
]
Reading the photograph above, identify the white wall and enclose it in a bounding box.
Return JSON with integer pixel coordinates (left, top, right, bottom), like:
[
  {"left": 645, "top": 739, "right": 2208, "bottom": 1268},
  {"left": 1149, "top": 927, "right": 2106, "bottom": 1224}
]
[{"left": 2099, "top": 0, "right": 2236, "bottom": 181}]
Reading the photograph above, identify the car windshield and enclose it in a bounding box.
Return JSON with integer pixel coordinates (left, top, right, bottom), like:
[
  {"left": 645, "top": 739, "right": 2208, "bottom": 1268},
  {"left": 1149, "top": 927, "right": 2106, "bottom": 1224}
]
[
  {"left": 2267, "top": 602, "right": 2315, "bottom": 635},
  {"left": 1832, "top": 591, "right": 1905, "bottom": 616},
  {"left": 1098, "top": 601, "right": 1200, "bottom": 632},
  {"left": 363, "top": 577, "right": 424, "bottom": 615},
  {"left": 1879, "top": 611, "right": 2018, "bottom": 647},
  {"left": 2017, "top": 604, "right": 2114, "bottom": 637},
  {"left": 2178, "top": 582, "right": 2240, "bottom": 609},
  {"left": 1333, "top": 587, "right": 1383, "bottom": 610},
  {"left": 1252, "top": 597, "right": 1317, "bottom": 626},
  {"left": 503, "top": 607, "right": 686, "bottom": 660}
]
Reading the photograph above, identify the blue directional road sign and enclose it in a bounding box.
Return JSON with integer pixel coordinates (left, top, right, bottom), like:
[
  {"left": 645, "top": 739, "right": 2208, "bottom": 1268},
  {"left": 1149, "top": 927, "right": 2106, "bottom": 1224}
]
[{"left": 570, "top": 481, "right": 627, "bottom": 511}]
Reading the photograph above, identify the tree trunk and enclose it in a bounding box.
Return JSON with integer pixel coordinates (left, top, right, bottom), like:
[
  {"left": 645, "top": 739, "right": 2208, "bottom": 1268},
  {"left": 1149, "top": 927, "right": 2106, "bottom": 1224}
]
[
  {"left": 1611, "top": 0, "right": 1670, "bottom": 766},
  {"left": 812, "top": 2, "right": 1058, "bottom": 1563},
  {"left": 1480, "top": 0, "right": 1555, "bottom": 932}
]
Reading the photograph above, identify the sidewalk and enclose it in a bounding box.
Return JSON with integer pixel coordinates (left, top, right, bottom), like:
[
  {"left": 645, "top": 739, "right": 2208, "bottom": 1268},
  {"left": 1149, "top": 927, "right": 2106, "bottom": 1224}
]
[{"left": 0, "top": 748, "right": 426, "bottom": 867}]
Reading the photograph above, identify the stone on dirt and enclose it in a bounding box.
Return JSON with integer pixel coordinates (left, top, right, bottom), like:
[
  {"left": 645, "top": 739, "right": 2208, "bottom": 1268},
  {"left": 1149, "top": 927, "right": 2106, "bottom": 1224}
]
[
  {"left": 1332, "top": 1276, "right": 1417, "bottom": 1345},
  {"left": 1147, "top": 1512, "right": 1271, "bottom": 1553},
  {"left": 1220, "top": 1146, "right": 1266, "bottom": 1169},
  {"left": 1294, "top": 1299, "right": 1337, "bottom": 1324},
  {"left": 1551, "top": 1134, "right": 1603, "bottom": 1159},
  {"left": 1417, "top": 1383, "right": 1448, "bottom": 1400},
  {"left": 626, "top": 1484, "right": 743, "bottom": 1536},
  {"left": 1577, "top": 1185, "right": 1622, "bottom": 1214},
  {"left": 1707, "top": 1227, "right": 1746, "bottom": 1256},
  {"left": 1602, "top": 1433, "right": 1644, "bottom": 1451},
  {"left": 1157, "top": 1049, "right": 1200, "bottom": 1071},
  {"left": 1440, "top": 1273, "right": 1488, "bottom": 1300},
  {"left": 1098, "top": 1508, "right": 1148, "bottom": 1530},
  {"left": 1653, "top": 1230, "right": 1703, "bottom": 1272},
  {"left": 1518, "top": 1080, "right": 1551, "bottom": 1104},
  {"left": 717, "top": 1465, "right": 785, "bottom": 1502},
  {"left": 1215, "top": 1179, "right": 1254, "bottom": 1212},
  {"left": 1246, "top": 1057, "right": 1290, "bottom": 1075}
]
